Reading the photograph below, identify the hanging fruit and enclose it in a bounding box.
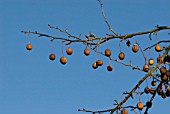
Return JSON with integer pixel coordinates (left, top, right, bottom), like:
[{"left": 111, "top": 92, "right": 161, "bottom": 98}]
[
  {"left": 49, "top": 53, "right": 56, "bottom": 60},
  {"left": 144, "top": 86, "right": 150, "bottom": 94},
  {"left": 164, "top": 55, "right": 170, "bottom": 62},
  {"left": 96, "top": 60, "right": 103, "bottom": 66},
  {"left": 92, "top": 62, "right": 98, "bottom": 69},
  {"left": 126, "top": 40, "right": 131, "bottom": 47},
  {"left": 148, "top": 58, "right": 154, "bottom": 65},
  {"left": 143, "top": 64, "right": 149, "bottom": 72},
  {"left": 105, "top": 49, "right": 111, "bottom": 57},
  {"left": 132, "top": 44, "right": 138, "bottom": 53},
  {"left": 26, "top": 43, "right": 32, "bottom": 50},
  {"left": 157, "top": 55, "right": 163, "bottom": 63},
  {"left": 84, "top": 48, "right": 90, "bottom": 56},
  {"left": 146, "top": 101, "right": 152, "bottom": 108},
  {"left": 118, "top": 52, "right": 125, "bottom": 60},
  {"left": 66, "top": 47, "right": 73, "bottom": 55},
  {"left": 121, "top": 108, "right": 128, "bottom": 114},
  {"left": 160, "top": 66, "right": 167, "bottom": 74},
  {"left": 60, "top": 56, "right": 67, "bottom": 64},
  {"left": 151, "top": 81, "right": 156, "bottom": 86},
  {"left": 137, "top": 102, "right": 144, "bottom": 110},
  {"left": 155, "top": 44, "right": 161, "bottom": 52},
  {"left": 107, "top": 65, "right": 113, "bottom": 71}
]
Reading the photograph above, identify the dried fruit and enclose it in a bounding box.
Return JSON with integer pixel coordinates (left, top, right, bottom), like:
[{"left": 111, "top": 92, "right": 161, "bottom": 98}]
[
  {"left": 137, "top": 102, "right": 144, "bottom": 110},
  {"left": 121, "top": 108, "right": 128, "bottom": 114},
  {"left": 160, "top": 66, "right": 167, "bottom": 74},
  {"left": 144, "top": 86, "right": 150, "bottom": 94},
  {"left": 26, "top": 43, "right": 32, "bottom": 50},
  {"left": 143, "top": 64, "right": 149, "bottom": 72},
  {"left": 105, "top": 49, "right": 111, "bottom": 57},
  {"left": 155, "top": 44, "right": 161, "bottom": 52},
  {"left": 96, "top": 60, "right": 103, "bottom": 66},
  {"left": 151, "top": 81, "right": 156, "bottom": 86},
  {"left": 84, "top": 48, "right": 90, "bottom": 56},
  {"left": 161, "top": 74, "right": 168, "bottom": 81},
  {"left": 126, "top": 40, "right": 131, "bottom": 47},
  {"left": 49, "top": 53, "right": 56, "bottom": 60},
  {"left": 148, "top": 59, "right": 154, "bottom": 65},
  {"left": 118, "top": 52, "right": 125, "bottom": 60},
  {"left": 107, "top": 65, "right": 113, "bottom": 71},
  {"left": 149, "top": 88, "right": 155, "bottom": 94},
  {"left": 161, "top": 93, "right": 166, "bottom": 99},
  {"left": 66, "top": 47, "right": 73, "bottom": 55},
  {"left": 166, "top": 90, "right": 170, "bottom": 97},
  {"left": 146, "top": 101, "right": 152, "bottom": 108},
  {"left": 164, "top": 55, "right": 170, "bottom": 62},
  {"left": 157, "top": 89, "right": 163, "bottom": 95},
  {"left": 157, "top": 55, "right": 163, "bottom": 63},
  {"left": 132, "top": 44, "right": 138, "bottom": 53},
  {"left": 60, "top": 56, "right": 67, "bottom": 64},
  {"left": 92, "top": 62, "right": 98, "bottom": 69}
]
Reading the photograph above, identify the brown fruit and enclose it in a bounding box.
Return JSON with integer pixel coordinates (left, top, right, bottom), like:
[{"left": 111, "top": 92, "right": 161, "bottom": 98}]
[
  {"left": 155, "top": 44, "right": 161, "bottom": 52},
  {"left": 96, "top": 60, "right": 103, "bottom": 66},
  {"left": 151, "top": 81, "right": 156, "bottom": 86},
  {"left": 164, "top": 55, "right": 170, "bottom": 62},
  {"left": 148, "top": 59, "right": 154, "bottom": 65},
  {"left": 107, "top": 65, "right": 113, "bottom": 71},
  {"left": 157, "top": 89, "right": 163, "bottom": 95},
  {"left": 92, "top": 62, "right": 98, "bottom": 69},
  {"left": 143, "top": 64, "right": 149, "bottom": 72},
  {"left": 118, "top": 52, "right": 125, "bottom": 60},
  {"left": 84, "top": 48, "right": 90, "bottom": 56},
  {"left": 146, "top": 101, "right": 152, "bottom": 108},
  {"left": 137, "top": 102, "right": 144, "bottom": 110},
  {"left": 26, "top": 43, "right": 32, "bottom": 50},
  {"left": 105, "top": 49, "right": 111, "bottom": 57},
  {"left": 161, "top": 74, "right": 168, "bottom": 81},
  {"left": 161, "top": 93, "right": 166, "bottom": 99},
  {"left": 166, "top": 90, "right": 170, "bottom": 97},
  {"left": 49, "top": 53, "right": 56, "bottom": 60},
  {"left": 157, "top": 55, "right": 163, "bottom": 63},
  {"left": 166, "top": 71, "right": 170, "bottom": 77},
  {"left": 149, "top": 88, "right": 156, "bottom": 94},
  {"left": 60, "top": 56, "right": 67, "bottom": 64},
  {"left": 144, "top": 86, "right": 150, "bottom": 94},
  {"left": 66, "top": 47, "right": 73, "bottom": 55},
  {"left": 126, "top": 40, "right": 131, "bottom": 47},
  {"left": 121, "top": 108, "right": 128, "bottom": 114},
  {"left": 160, "top": 66, "right": 167, "bottom": 74},
  {"left": 132, "top": 44, "right": 138, "bottom": 53}
]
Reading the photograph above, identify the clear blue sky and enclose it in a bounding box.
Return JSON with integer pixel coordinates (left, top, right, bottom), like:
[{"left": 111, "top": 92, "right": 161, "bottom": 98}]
[{"left": 0, "top": 0, "right": 170, "bottom": 114}]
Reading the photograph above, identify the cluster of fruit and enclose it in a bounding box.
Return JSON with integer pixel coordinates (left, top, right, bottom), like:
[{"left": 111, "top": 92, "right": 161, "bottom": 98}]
[{"left": 26, "top": 43, "right": 91, "bottom": 65}]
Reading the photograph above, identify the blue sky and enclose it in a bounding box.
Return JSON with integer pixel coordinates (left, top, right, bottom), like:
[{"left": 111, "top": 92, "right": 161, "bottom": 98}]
[{"left": 0, "top": 0, "right": 170, "bottom": 114}]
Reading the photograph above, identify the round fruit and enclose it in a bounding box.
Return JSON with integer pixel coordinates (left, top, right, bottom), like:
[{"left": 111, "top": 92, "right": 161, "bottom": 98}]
[
  {"left": 84, "top": 48, "right": 90, "bottom": 56},
  {"left": 105, "top": 49, "right": 111, "bottom": 57},
  {"left": 60, "top": 56, "right": 67, "bottom": 64},
  {"left": 107, "top": 65, "right": 113, "bottom": 71},
  {"left": 166, "top": 90, "right": 170, "bottom": 97},
  {"left": 157, "top": 55, "right": 163, "bottom": 63},
  {"left": 146, "top": 101, "right": 152, "bottom": 108},
  {"left": 157, "top": 89, "right": 163, "bottom": 95},
  {"left": 164, "top": 55, "right": 170, "bottom": 62},
  {"left": 144, "top": 86, "right": 150, "bottom": 94},
  {"left": 161, "top": 93, "right": 166, "bottom": 99},
  {"left": 66, "top": 47, "right": 73, "bottom": 55},
  {"left": 92, "top": 62, "right": 98, "bottom": 69},
  {"left": 143, "top": 64, "right": 149, "bottom": 72},
  {"left": 96, "top": 60, "right": 103, "bottom": 66},
  {"left": 148, "top": 59, "right": 154, "bottom": 65},
  {"left": 137, "top": 102, "right": 144, "bottom": 110},
  {"left": 151, "top": 81, "right": 156, "bottom": 86},
  {"left": 160, "top": 66, "right": 167, "bottom": 74},
  {"left": 132, "top": 44, "right": 138, "bottom": 53},
  {"left": 166, "top": 71, "right": 170, "bottom": 77},
  {"left": 26, "top": 43, "right": 32, "bottom": 50},
  {"left": 121, "top": 108, "right": 128, "bottom": 114},
  {"left": 49, "top": 53, "right": 56, "bottom": 60},
  {"left": 149, "top": 88, "right": 155, "bottom": 94},
  {"left": 161, "top": 74, "right": 168, "bottom": 81},
  {"left": 155, "top": 44, "right": 161, "bottom": 52},
  {"left": 118, "top": 52, "right": 125, "bottom": 60}
]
